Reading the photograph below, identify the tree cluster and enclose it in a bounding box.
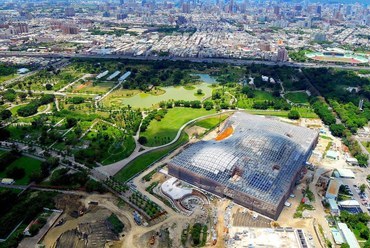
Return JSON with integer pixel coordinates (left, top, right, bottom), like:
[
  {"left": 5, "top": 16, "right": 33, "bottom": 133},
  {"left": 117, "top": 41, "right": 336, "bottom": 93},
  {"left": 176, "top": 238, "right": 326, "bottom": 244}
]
[{"left": 17, "top": 94, "right": 55, "bottom": 117}]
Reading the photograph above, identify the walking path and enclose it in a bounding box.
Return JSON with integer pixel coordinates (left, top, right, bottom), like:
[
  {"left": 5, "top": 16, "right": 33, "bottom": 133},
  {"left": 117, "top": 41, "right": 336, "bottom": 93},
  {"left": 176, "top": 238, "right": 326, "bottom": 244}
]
[{"left": 96, "top": 110, "right": 235, "bottom": 176}]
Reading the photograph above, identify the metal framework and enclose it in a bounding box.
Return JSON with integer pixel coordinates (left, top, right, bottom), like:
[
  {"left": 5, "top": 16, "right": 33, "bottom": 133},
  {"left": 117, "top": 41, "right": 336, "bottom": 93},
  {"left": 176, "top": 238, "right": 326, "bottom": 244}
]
[{"left": 168, "top": 112, "right": 318, "bottom": 219}]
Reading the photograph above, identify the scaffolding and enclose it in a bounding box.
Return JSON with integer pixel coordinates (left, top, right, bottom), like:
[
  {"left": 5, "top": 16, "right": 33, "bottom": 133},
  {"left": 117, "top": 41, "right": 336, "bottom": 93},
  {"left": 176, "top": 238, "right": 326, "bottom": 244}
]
[{"left": 169, "top": 112, "right": 318, "bottom": 219}]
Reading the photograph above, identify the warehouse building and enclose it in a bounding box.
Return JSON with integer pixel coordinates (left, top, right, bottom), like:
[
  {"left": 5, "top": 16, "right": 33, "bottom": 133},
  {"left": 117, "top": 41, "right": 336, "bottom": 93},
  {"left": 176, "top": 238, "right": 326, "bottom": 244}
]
[{"left": 168, "top": 112, "right": 318, "bottom": 219}]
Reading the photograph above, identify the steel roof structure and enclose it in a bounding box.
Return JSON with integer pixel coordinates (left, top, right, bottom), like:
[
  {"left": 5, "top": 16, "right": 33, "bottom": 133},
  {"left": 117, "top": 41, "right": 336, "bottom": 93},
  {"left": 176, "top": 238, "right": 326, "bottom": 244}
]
[{"left": 169, "top": 112, "right": 318, "bottom": 219}]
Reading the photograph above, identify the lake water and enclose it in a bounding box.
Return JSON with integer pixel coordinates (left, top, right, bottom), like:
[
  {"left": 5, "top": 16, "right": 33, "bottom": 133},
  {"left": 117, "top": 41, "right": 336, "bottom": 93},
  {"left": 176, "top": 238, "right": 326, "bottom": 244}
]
[
  {"left": 191, "top": 73, "right": 218, "bottom": 84},
  {"left": 120, "top": 73, "right": 218, "bottom": 108},
  {"left": 121, "top": 84, "right": 213, "bottom": 108}
]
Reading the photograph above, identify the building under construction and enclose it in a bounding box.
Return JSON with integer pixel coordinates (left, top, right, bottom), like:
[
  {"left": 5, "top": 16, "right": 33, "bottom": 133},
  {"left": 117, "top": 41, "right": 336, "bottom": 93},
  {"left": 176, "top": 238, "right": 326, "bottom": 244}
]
[{"left": 168, "top": 112, "right": 318, "bottom": 220}]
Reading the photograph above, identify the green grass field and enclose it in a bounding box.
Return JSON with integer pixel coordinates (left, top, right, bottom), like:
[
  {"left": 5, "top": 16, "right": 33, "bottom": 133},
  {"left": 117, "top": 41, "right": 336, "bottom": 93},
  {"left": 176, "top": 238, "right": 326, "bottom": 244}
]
[
  {"left": 244, "top": 107, "right": 318, "bottom": 118},
  {"left": 361, "top": 142, "right": 370, "bottom": 153},
  {"left": 285, "top": 92, "right": 310, "bottom": 104},
  {"left": 114, "top": 132, "right": 189, "bottom": 182},
  {"left": 0, "top": 156, "right": 42, "bottom": 185},
  {"left": 194, "top": 113, "right": 232, "bottom": 129},
  {"left": 101, "top": 136, "right": 136, "bottom": 165},
  {"left": 141, "top": 108, "right": 216, "bottom": 147},
  {"left": 254, "top": 90, "right": 275, "bottom": 100},
  {"left": 0, "top": 74, "right": 17, "bottom": 84},
  {"left": 237, "top": 90, "right": 277, "bottom": 109}
]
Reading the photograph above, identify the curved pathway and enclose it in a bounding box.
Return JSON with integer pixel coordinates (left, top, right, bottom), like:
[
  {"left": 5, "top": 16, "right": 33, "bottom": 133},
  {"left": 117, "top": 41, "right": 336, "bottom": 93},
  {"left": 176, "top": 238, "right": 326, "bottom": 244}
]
[{"left": 96, "top": 110, "right": 236, "bottom": 176}]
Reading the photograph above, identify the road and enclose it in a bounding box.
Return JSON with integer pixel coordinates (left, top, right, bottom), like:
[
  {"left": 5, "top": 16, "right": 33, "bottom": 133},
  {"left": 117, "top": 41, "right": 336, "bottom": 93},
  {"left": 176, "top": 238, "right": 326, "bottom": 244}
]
[{"left": 1, "top": 51, "right": 369, "bottom": 71}]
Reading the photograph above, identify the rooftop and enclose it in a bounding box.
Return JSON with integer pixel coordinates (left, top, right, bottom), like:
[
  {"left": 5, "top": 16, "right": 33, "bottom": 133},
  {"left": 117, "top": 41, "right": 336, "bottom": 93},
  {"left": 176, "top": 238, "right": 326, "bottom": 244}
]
[
  {"left": 337, "top": 223, "right": 360, "bottom": 248},
  {"left": 170, "top": 112, "right": 318, "bottom": 205}
]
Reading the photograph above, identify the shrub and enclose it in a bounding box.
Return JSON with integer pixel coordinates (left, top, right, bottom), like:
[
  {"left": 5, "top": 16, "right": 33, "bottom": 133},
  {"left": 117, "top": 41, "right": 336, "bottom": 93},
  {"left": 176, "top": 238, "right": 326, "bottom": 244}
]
[{"left": 288, "top": 110, "right": 300, "bottom": 120}]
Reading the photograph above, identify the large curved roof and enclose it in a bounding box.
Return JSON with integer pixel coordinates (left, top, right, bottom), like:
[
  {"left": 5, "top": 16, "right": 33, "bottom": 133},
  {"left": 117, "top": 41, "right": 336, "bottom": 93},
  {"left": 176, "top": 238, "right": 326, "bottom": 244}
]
[{"left": 170, "top": 112, "right": 318, "bottom": 205}]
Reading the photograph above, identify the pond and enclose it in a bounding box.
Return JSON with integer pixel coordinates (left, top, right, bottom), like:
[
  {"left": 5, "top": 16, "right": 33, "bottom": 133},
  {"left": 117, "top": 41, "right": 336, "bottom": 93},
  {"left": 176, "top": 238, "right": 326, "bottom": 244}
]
[
  {"left": 191, "top": 73, "right": 218, "bottom": 84},
  {"left": 120, "top": 83, "right": 214, "bottom": 108}
]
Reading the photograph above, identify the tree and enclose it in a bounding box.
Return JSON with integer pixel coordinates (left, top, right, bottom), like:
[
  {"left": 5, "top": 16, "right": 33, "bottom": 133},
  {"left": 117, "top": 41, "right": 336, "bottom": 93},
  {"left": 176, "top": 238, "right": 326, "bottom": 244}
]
[
  {"left": 85, "top": 179, "right": 105, "bottom": 193},
  {"left": 340, "top": 244, "right": 350, "bottom": 248},
  {"left": 29, "top": 224, "right": 40, "bottom": 236},
  {"left": 0, "top": 109, "right": 12, "bottom": 120},
  {"left": 196, "top": 89, "right": 203, "bottom": 95},
  {"left": 45, "top": 84, "right": 53, "bottom": 90},
  {"left": 138, "top": 136, "right": 148, "bottom": 145},
  {"left": 288, "top": 110, "right": 300, "bottom": 120},
  {"left": 360, "top": 184, "right": 366, "bottom": 194},
  {"left": 66, "top": 117, "right": 78, "bottom": 128},
  {"left": 5, "top": 167, "right": 25, "bottom": 179},
  {"left": 363, "top": 239, "right": 370, "bottom": 248},
  {"left": 18, "top": 92, "right": 27, "bottom": 100},
  {"left": 329, "top": 124, "right": 346, "bottom": 137},
  {"left": 356, "top": 154, "right": 368, "bottom": 167},
  {"left": 361, "top": 228, "right": 370, "bottom": 240}
]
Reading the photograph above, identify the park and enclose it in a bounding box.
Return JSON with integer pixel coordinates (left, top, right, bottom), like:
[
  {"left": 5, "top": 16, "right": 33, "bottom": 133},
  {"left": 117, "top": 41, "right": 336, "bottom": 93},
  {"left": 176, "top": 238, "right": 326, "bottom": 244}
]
[{"left": 1, "top": 58, "right": 370, "bottom": 183}]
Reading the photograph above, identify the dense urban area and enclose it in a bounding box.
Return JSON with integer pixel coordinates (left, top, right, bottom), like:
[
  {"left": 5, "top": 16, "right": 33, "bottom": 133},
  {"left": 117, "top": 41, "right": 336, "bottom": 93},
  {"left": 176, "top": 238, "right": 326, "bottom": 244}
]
[{"left": 1, "top": 0, "right": 370, "bottom": 248}]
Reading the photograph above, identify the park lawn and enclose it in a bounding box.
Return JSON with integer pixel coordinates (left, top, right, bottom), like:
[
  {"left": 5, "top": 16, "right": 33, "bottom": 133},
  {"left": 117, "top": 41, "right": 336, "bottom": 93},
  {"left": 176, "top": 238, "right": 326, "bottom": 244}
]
[
  {"left": 285, "top": 92, "right": 310, "bottom": 104},
  {"left": 0, "top": 74, "right": 16, "bottom": 84},
  {"left": 37, "top": 104, "right": 49, "bottom": 112},
  {"left": 236, "top": 91, "right": 277, "bottom": 109},
  {"left": 10, "top": 104, "right": 28, "bottom": 115},
  {"left": 141, "top": 108, "right": 216, "bottom": 147},
  {"left": 244, "top": 107, "right": 317, "bottom": 118},
  {"left": 101, "top": 135, "right": 136, "bottom": 165},
  {"left": 254, "top": 90, "right": 275, "bottom": 101},
  {"left": 361, "top": 142, "right": 370, "bottom": 153},
  {"left": 0, "top": 156, "right": 42, "bottom": 185},
  {"left": 194, "top": 113, "right": 232, "bottom": 129},
  {"left": 115, "top": 132, "right": 189, "bottom": 182},
  {"left": 77, "top": 81, "right": 115, "bottom": 94}
]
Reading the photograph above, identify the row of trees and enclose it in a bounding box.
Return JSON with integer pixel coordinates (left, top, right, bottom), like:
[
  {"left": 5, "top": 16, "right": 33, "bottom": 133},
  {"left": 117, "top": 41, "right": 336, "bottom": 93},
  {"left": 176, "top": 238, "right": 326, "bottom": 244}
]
[
  {"left": 252, "top": 99, "right": 291, "bottom": 110},
  {"left": 140, "top": 109, "right": 168, "bottom": 132},
  {"left": 311, "top": 98, "right": 336, "bottom": 126}
]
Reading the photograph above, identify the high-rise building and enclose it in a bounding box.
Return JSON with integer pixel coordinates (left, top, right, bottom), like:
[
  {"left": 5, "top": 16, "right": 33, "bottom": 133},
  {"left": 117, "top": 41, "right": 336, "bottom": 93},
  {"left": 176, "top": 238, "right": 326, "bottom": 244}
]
[
  {"left": 277, "top": 47, "right": 288, "bottom": 62},
  {"left": 9, "top": 23, "right": 28, "bottom": 35},
  {"left": 274, "top": 6, "right": 280, "bottom": 15},
  {"left": 313, "top": 33, "right": 327, "bottom": 42},
  {"left": 117, "top": 13, "right": 128, "bottom": 20},
  {"left": 61, "top": 24, "right": 78, "bottom": 34},
  {"left": 65, "top": 7, "right": 75, "bottom": 17},
  {"left": 259, "top": 42, "right": 270, "bottom": 52},
  {"left": 316, "top": 5, "right": 322, "bottom": 16},
  {"left": 182, "top": 2, "right": 190, "bottom": 13},
  {"left": 346, "top": 5, "right": 352, "bottom": 16},
  {"left": 229, "top": 0, "right": 234, "bottom": 13}
]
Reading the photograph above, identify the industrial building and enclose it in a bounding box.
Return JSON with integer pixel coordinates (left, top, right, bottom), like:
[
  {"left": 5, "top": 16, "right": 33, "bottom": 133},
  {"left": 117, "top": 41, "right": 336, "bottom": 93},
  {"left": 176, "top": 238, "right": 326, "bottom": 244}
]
[{"left": 168, "top": 112, "right": 318, "bottom": 219}]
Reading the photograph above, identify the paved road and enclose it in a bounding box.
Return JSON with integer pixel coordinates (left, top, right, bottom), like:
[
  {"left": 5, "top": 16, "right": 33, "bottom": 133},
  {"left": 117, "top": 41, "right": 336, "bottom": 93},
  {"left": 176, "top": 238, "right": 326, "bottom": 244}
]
[{"left": 1, "top": 51, "right": 369, "bottom": 70}]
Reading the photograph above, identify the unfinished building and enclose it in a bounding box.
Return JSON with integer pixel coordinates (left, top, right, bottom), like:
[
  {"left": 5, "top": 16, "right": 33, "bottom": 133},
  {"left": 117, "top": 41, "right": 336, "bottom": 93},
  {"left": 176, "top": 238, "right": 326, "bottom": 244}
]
[{"left": 168, "top": 112, "right": 318, "bottom": 220}]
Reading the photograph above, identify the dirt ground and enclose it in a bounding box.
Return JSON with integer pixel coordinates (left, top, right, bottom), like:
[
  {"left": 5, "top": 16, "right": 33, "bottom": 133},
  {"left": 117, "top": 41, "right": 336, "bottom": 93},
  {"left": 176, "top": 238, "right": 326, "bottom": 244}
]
[
  {"left": 41, "top": 193, "right": 132, "bottom": 248},
  {"left": 186, "top": 125, "right": 207, "bottom": 139}
]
